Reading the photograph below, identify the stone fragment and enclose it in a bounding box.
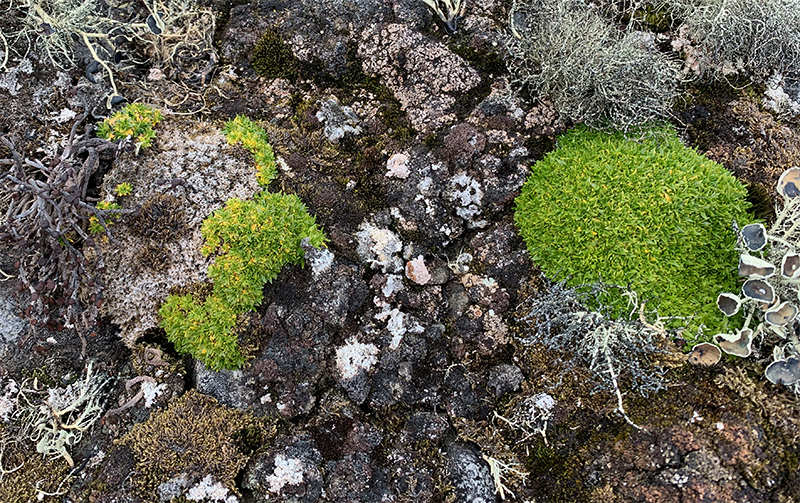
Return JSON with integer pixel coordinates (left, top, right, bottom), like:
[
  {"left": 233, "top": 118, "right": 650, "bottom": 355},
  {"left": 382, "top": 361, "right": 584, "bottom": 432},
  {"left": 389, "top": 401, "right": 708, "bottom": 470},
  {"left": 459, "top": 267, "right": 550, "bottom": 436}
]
[
  {"left": 405, "top": 255, "right": 431, "bottom": 285},
  {"left": 386, "top": 153, "right": 410, "bottom": 179},
  {"left": 358, "top": 23, "right": 480, "bottom": 132}
]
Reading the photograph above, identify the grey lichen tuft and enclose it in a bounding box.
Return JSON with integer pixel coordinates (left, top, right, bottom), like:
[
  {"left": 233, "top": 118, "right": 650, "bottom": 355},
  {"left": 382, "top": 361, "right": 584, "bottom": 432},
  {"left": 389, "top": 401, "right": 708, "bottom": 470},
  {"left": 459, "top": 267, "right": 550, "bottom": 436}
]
[
  {"left": 506, "top": 0, "right": 682, "bottom": 131},
  {"left": 18, "top": 361, "right": 108, "bottom": 467},
  {"left": 670, "top": 0, "right": 800, "bottom": 81},
  {"left": 516, "top": 281, "right": 673, "bottom": 428}
]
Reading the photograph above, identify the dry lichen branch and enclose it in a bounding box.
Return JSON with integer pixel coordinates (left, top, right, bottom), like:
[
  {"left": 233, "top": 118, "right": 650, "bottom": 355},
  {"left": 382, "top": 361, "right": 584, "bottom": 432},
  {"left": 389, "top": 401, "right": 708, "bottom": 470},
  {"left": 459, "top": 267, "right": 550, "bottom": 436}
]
[
  {"left": 419, "top": 0, "right": 467, "bottom": 33},
  {"left": 516, "top": 281, "right": 671, "bottom": 430},
  {"left": 5, "top": 1, "right": 217, "bottom": 105},
  {"left": 506, "top": 0, "right": 682, "bottom": 131},
  {"left": 0, "top": 435, "right": 24, "bottom": 484},
  {"left": 482, "top": 454, "right": 527, "bottom": 501},
  {"left": 669, "top": 0, "right": 800, "bottom": 80},
  {"left": 0, "top": 112, "right": 137, "bottom": 341}
]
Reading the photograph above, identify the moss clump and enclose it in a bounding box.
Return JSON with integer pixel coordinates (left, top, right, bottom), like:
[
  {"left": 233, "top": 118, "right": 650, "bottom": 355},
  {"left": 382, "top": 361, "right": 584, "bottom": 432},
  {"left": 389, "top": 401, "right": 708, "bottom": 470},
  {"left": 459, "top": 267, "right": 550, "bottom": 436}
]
[
  {"left": 116, "top": 390, "right": 274, "bottom": 499},
  {"left": 202, "top": 192, "right": 324, "bottom": 309},
  {"left": 0, "top": 427, "right": 74, "bottom": 503},
  {"left": 132, "top": 193, "right": 188, "bottom": 242},
  {"left": 251, "top": 30, "right": 298, "bottom": 80},
  {"left": 222, "top": 115, "right": 278, "bottom": 187},
  {"left": 159, "top": 116, "right": 326, "bottom": 370},
  {"left": 514, "top": 125, "right": 753, "bottom": 335},
  {"left": 159, "top": 293, "right": 243, "bottom": 368},
  {"left": 114, "top": 182, "right": 133, "bottom": 196}
]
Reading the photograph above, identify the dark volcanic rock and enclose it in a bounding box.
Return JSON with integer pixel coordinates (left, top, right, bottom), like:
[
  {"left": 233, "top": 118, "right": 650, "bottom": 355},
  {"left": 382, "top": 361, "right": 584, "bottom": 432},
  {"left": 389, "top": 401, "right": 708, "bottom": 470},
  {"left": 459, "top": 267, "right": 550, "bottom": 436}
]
[
  {"left": 242, "top": 432, "right": 324, "bottom": 503},
  {"left": 446, "top": 442, "right": 496, "bottom": 503}
]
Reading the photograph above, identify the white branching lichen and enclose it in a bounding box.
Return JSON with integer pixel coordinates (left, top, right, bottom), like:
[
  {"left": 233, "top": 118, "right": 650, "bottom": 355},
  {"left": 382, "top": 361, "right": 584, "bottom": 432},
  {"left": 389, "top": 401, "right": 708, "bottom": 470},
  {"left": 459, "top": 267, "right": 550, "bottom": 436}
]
[
  {"left": 517, "top": 282, "right": 672, "bottom": 429},
  {"left": 482, "top": 454, "right": 528, "bottom": 501},
  {"left": 20, "top": 361, "right": 108, "bottom": 467},
  {"left": 506, "top": 0, "right": 682, "bottom": 131},
  {"left": 0, "top": 379, "right": 18, "bottom": 422}
]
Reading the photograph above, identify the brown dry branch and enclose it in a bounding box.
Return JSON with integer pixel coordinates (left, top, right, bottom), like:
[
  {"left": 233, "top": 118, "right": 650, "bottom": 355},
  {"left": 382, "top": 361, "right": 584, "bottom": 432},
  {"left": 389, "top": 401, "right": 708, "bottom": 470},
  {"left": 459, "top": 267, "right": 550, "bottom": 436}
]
[{"left": 0, "top": 112, "right": 137, "bottom": 350}]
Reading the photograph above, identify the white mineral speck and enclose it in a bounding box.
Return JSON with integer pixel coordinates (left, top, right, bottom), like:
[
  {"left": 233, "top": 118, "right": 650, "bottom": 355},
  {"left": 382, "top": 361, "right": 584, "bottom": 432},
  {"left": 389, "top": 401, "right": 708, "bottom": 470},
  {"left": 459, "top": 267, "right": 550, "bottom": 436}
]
[
  {"left": 386, "top": 153, "right": 410, "bottom": 179},
  {"left": 266, "top": 454, "right": 305, "bottom": 493},
  {"left": 405, "top": 255, "right": 431, "bottom": 285},
  {"left": 336, "top": 339, "right": 379, "bottom": 380}
]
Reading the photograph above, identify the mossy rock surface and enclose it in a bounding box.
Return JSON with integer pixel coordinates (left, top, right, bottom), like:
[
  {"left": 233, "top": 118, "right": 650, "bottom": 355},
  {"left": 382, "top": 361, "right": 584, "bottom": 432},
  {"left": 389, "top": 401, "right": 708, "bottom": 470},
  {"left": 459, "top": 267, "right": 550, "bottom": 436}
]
[
  {"left": 116, "top": 389, "right": 273, "bottom": 499},
  {"left": 159, "top": 116, "right": 326, "bottom": 370}
]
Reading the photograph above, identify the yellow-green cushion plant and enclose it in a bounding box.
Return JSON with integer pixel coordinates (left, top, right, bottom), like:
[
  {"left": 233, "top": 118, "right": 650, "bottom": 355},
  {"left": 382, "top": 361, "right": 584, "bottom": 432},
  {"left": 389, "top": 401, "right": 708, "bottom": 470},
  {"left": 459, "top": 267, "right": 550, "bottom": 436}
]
[
  {"left": 88, "top": 201, "right": 121, "bottom": 234},
  {"left": 159, "top": 116, "right": 325, "bottom": 370},
  {"left": 514, "top": 125, "right": 753, "bottom": 337},
  {"left": 97, "top": 103, "right": 162, "bottom": 154},
  {"left": 222, "top": 115, "right": 277, "bottom": 187}
]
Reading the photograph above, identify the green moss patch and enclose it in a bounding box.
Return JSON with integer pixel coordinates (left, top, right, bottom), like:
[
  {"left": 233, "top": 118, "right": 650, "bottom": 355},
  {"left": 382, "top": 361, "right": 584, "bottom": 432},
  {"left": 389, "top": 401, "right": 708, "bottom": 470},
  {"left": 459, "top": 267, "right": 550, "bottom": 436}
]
[
  {"left": 97, "top": 103, "right": 162, "bottom": 153},
  {"left": 514, "top": 125, "right": 753, "bottom": 335},
  {"left": 159, "top": 116, "right": 325, "bottom": 370},
  {"left": 251, "top": 30, "right": 299, "bottom": 80}
]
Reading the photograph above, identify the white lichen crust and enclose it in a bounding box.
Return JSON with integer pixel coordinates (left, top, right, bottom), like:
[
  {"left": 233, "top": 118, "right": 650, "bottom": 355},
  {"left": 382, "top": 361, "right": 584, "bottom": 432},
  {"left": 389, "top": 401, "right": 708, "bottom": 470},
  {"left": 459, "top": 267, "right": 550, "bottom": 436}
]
[{"left": 98, "top": 120, "right": 262, "bottom": 346}]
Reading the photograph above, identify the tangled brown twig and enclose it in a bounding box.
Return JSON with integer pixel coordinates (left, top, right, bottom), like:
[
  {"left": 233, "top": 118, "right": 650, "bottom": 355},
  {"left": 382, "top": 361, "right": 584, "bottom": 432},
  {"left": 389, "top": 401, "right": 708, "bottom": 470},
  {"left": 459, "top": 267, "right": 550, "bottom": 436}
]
[
  {"left": 0, "top": 111, "right": 137, "bottom": 346},
  {"left": 104, "top": 375, "right": 158, "bottom": 418},
  {"left": 143, "top": 347, "right": 169, "bottom": 367}
]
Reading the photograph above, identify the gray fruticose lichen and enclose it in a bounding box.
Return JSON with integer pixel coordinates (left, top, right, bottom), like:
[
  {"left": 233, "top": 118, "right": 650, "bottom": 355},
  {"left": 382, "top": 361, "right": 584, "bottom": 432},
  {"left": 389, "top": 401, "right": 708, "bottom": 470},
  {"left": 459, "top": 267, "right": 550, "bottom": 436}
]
[{"left": 20, "top": 361, "right": 108, "bottom": 467}]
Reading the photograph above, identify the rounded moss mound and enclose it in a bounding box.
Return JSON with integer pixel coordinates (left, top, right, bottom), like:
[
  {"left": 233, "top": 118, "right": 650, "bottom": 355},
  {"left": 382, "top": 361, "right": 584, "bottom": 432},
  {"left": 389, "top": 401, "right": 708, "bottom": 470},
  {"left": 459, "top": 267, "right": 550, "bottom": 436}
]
[{"left": 514, "top": 125, "right": 753, "bottom": 334}]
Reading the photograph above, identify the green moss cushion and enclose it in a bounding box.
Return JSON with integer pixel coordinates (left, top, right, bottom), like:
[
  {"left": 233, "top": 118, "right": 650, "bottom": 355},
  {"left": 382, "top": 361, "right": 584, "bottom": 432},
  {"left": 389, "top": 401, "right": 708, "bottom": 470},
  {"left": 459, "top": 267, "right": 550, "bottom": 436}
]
[{"left": 514, "top": 125, "right": 753, "bottom": 334}]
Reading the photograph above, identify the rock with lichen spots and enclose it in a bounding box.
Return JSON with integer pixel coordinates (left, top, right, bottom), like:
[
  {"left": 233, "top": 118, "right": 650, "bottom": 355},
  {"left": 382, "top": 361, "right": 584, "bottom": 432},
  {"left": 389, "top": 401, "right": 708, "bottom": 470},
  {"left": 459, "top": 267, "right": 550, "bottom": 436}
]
[
  {"left": 0, "top": 288, "right": 25, "bottom": 343},
  {"left": 442, "top": 123, "right": 486, "bottom": 168},
  {"left": 334, "top": 337, "right": 381, "bottom": 405},
  {"left": 358, "top": 23, "right": 481, "bottom": 133},
  {"left": 336, "top": 339, "right": 379, "bottom": 381},
  {"left": 242, "top": 433, "right": 323, "bottom": 503},
  {"left": 446, "top": 173, "right": 486, "bottom": 228},
  {"left": 316, "top": 98, "right": 363, "bottom": 143},
  {"left": 445, "top": 442, "right": 496, "bottom": 503},
  {"left": 301, "top": 237, "right": 334, "bottom": 278},
  {"left": 186, "top": 474, "right": 238, "bottom": 502},
  {"left": 355, "top": 221, "right": 404, "bottom": 273}
]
